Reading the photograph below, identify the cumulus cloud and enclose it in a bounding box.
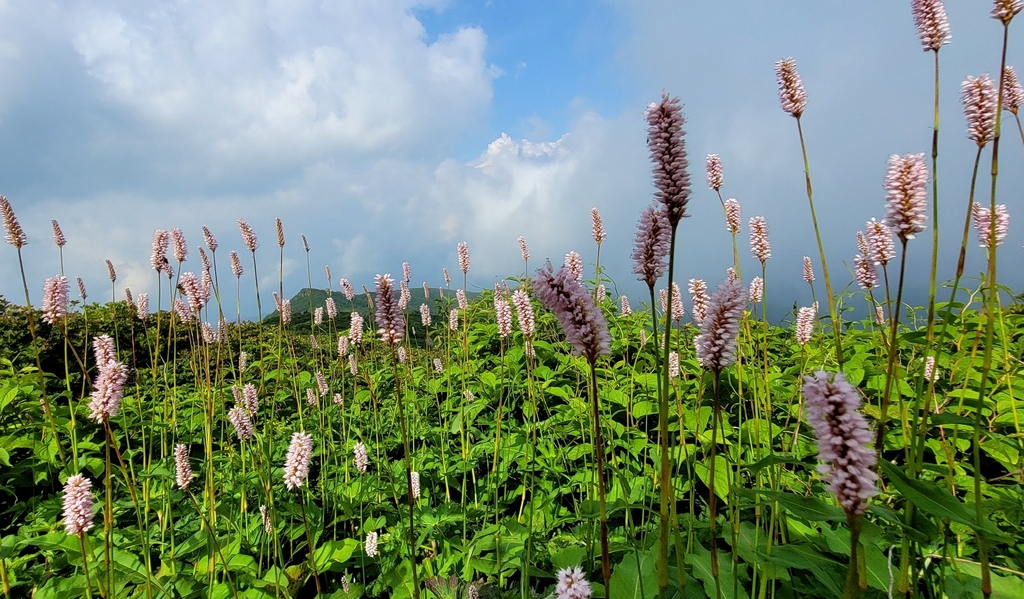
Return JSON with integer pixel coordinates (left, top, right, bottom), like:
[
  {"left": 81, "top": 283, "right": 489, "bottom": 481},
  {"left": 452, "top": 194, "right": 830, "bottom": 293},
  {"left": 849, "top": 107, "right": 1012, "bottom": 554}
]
[{"left": 68, "top": 0, "right": 495, "bottom": 170}]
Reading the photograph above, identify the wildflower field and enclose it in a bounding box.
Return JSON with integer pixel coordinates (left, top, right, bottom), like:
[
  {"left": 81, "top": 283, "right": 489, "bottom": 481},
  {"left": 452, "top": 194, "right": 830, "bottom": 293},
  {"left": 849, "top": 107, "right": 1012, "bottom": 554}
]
[{"left": 2, "top": 2, "right": 1024, "bottom": 598}]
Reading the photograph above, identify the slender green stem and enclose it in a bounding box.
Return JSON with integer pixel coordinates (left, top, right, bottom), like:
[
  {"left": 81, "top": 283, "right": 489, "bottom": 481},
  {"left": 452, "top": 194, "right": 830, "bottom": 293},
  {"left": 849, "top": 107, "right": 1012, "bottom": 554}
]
[
  {"left": 971, "top": 22, "right": 1012, "bottom": 599},
  {"left": 795, "top": 116, "right": 844, "bottom": 366},
  {"left": 657, "top": 227, "right": 678, "bottom": 596},
  {"left": 875, "top": 240, "right": 909, "bottom": 456},
  {"left": 588, "top": 360, "right": 611, "bottom": 599}
]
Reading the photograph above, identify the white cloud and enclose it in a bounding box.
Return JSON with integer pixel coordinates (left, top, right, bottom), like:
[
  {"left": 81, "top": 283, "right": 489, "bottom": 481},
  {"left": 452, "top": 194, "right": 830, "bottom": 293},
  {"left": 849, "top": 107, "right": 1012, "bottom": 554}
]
[{"left": 67, "top": 0, "right": 496, "bottom": 171}]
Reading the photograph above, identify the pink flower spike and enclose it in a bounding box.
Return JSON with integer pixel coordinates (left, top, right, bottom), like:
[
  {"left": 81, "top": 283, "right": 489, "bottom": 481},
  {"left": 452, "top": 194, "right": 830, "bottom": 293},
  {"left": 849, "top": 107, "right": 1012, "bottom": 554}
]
[
  {"left": 882, "top": 153, "right": 929, "bottom": 241},
  {"left": 1003, "top": 66, "right": 1024, "bottom": 115},
  {"left": 911, "top": 0, "right": 951, "bottom": 52},
  {"left": 706, "top": 154, "right": 723, "bottom": 191},
  {"left": 775, "top": 57, "right": 807, "bottom": 118}
]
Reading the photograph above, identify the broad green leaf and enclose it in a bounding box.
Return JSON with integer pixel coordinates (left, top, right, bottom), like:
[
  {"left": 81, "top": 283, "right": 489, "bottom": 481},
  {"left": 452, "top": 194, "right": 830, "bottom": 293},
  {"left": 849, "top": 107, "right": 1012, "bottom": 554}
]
[{"left": 879, "top": 461, "right": 1008, "bottom": 541}]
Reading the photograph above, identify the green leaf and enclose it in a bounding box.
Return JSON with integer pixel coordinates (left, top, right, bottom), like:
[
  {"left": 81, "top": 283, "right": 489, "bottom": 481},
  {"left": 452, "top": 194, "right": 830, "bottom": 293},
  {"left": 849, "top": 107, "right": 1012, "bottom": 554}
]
[
  {"left": 609, "top": 548, "right": 658, "bottom": 599},
  {"left": 694, "top": 454, "right": 730, "bottom": 502},
  {"left": 758, "top": 491, "right": 846, "bottom": 523},
  {"left": 878, "top": 461, "right": 1008, "bottom": 541},
  {"left": 550, "top": 547, "right": 588, "bottom": 571},
  {"left": 314, "top": 539, "right": 359, "bottom": 572},
  {"left": 685, "top": 546, "right": 749, "bottom": 599}
]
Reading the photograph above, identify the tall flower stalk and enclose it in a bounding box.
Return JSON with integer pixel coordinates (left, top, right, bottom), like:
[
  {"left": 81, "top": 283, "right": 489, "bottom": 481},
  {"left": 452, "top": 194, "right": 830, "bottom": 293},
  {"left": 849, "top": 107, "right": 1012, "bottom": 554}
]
[
  {"left": 645, "top": 91, "right": 692, "bottom": 594},
  {"left": 803, "top": 372, "right": 878, "bottom": 599},
  {"left": 775, "top": 57, "right": 845, "bottom": 365},
  {"left": 694, "top": 279, "right": 746, "bottom": 599},
  {"left": 875, "top": 153, "right": 929, "bottom": 455},
  {"left": 534, "top": 261, "right": 611, "bottom": 597},
  {"left": 375, "top": 273, "right": 420, "bottom": 599},
  {"left": 973, "top": 5, "right": 1020, "bottom": 594}
]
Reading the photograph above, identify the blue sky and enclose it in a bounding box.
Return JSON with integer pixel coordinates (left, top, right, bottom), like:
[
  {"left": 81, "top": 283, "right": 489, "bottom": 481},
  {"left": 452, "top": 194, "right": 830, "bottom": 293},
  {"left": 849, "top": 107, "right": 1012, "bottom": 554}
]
[{"left": 1, "top": 1, "right": 1021, "bottom": 323}]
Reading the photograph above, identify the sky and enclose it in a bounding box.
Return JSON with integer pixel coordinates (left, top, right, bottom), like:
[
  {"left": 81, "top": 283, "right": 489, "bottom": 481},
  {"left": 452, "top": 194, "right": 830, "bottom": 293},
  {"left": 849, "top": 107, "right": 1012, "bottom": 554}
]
[{"left": 1, "top": 0, "right": 1022, "bottom": 323}]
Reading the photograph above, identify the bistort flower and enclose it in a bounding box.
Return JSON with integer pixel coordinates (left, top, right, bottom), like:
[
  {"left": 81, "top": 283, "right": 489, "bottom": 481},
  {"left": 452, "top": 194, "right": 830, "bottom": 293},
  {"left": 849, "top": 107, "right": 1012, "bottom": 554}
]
[
  {"left": 883, "top": 153, "right": 929, "bottom": 241},
  {"left": 695, "top": 279, "right": 746, "bottom": 373},
  {"left": 283, "top": 432, "right": 313, "bottom": 490},
  {"left": 803, "top": 371, "right": 878, "bottom": 515},
  {"left": 533, "top": 261, "right": 611, "bottom": 363},
  {"left": 62, "top": 474, "right": 95, "bottom": 536},
  {"left": 646, "top": 92, "right": 692, "bottom": 226}
]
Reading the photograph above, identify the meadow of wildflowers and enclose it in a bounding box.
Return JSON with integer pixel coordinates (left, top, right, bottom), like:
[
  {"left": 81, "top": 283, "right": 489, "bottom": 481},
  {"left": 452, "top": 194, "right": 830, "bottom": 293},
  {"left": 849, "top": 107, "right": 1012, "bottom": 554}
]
[{"left": 2, "top": 2, "right": 1024, "bottom": 598}]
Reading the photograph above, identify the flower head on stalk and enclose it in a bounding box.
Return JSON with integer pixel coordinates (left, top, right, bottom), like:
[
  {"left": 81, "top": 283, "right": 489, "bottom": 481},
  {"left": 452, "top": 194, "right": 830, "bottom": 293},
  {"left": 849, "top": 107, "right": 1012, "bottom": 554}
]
[
  {"left": 340, "top": 278, "right": 355, "bottom": 301},
  {"left": 911, "top": 0, "right": 951, "bottom": 51},
  {"left": 365, "top": 531, "right": 379, "bottom": 557},
  {"left": 512, "top": 288, "right": 535, "bottom": 337},
  {"left": 803, "top": 257, "right": 815, "bottom": 284},
  {"left": 518, "top": 236, "right": 530, "bottom": 262},
  {"left": 631, "top": 205, "right": 671, "bottom": 288},
  {"left": 749, "top": 277, "right": 764, "bottom": 304},
  {"left": 1004, "top": 66, "right": 1024, "bottom": 115},
  {"left": 590, "top": 207, "right": 607, "bottom": 244},
  {"left": 972, "top": 202, "right": 1010, "bottom": 249},
  {"left": 619, "top": 295, "right": 631, "bottom": 315},
  {"left": 105, "top": 259, "right": 116, "bottom": 282},
  {"left": 352, "top": 313, "right": 364, "bottom": 346},
  {"left": 457, "top": 242, "right": 470, "bottom": 274},
  {"left": 171, "top": 228, "right": 188, "bottom": 263},
  {"left": 62, "top": 474, "right": 95, "bottom": 535},
  {"left": 1, "top": 196, "right": 27, "bottom": 248},
  {"left": 201, "top": 226, "right": 218, "bottom": 252},
  {"left": 410, "top": 471, "right": 421, "bottom": 499},
  {"left": 354, "top": 442, "right": 369, "bottom": 474},
  {"left": 373, "top": 274, "right": 403, "bottom": 345},
  {"left": 76, "top": 277, "right": 87, "bottom": 300},
  {"left": 564, "top": 251, "right": 584, "bottom": 281},
  {"left": 274, "top": 218, "right": 285, "bottom": 247},
  {"left": 495, "top": 294, "right": 513, "bottom": 338},
  {"left": 694, "top": 279, "right": 747, "bottom": 374},
  {"left": 749, "top": 216, "right": 771, "bottom": 264},
  {"left": 688, "top": 278, "right": 709, "bottom": 325},
  {"left": 238, "top": 219, "right": 258, "bottom": 252},
  {"left": 854, "top": 255, "right": 878, "bottom": 290},
  {"left": 175, "top": 444, "right": 193, "bottom": 491},
  {"left": 865, "top": 218, "right": 896, "bottom": 265},
  {"left": 87, "top": 335, "right": 128, "bottom": 422},
  {"left": 41, "top": 275, "right": 69, "bottom": 325},
  {"left": 283, "top": 432, "right": 313, "bottom": 490},
  {"left": 803, "top": 371, "right": 878, "bottom": 515},
  {"left": 242, "top": 383, "right": 258, "bottom": 415},
  {"left": 883, "top": 153, "right": 929, "bottom": 241},
  {"left": 795, "top": 305, "right": 816, "bottom": 346},
  {"left": 646, "top": 92, "right": 691, "bottom": 226},
  {"left": 775, "top": 57, "right": 807, "bottom": 118},
  {"left": 228, "top": 406, "right": 254, "bottom": 441},
  {"left": 420, "top": 303, "right": 431, "bottom": 328},
  {"left": 151, "top": 229, "right": 169, "bottom": 272},
  {"left": 51, "top": 220, "right": 66, "bottom": 247},
  {"left": 136, "top": 293, "right": 149, "bottom": 320},
  {"left": 924, "top": 356, "right": 940, "bottom": 383},
  {"left": 555, "top": 566, "right": 592, "bottom": 599},
  {"left": 992, "top": 0, "right": 1023, "bottom": 24},
  {"left": 961, "top": 74, "right": 997, "bottom": 147},
  {"left": 533, "top": 261, "right": 611, "bottom": 363},
  {"left": 706, "top": 154, "right": 723, "bottom": 191},
  {"left": 723, "top": 198, "right": 741, "bottom": 234}
]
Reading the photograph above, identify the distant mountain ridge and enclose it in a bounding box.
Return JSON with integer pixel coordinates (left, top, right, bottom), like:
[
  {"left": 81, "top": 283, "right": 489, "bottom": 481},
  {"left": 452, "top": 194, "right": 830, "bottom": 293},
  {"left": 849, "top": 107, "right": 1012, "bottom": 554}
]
[{"left": 264, "top": 286, "right": 480, "bottom": 323}]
